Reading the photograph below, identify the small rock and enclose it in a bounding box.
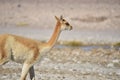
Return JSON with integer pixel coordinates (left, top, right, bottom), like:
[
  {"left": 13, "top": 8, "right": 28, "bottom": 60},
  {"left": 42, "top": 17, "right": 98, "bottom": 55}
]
[
  {"left": 107, "top": 63, "right": 114, "bottom": 68},
  {"left": 63, "top": 76, "right": 66, "bottom": 79},
  {"left": 112, "top": 59, "right": 119, "bottom": 63},
  {"left": 116, "top": 72, "right": 120, "bottom": 75}
]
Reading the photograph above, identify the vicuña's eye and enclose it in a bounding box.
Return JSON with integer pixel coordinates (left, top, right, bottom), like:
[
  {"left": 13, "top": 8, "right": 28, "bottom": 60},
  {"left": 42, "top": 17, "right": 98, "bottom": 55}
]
[
  {"left": 65, "top": 22, "right": 69, "bottom": 26},
  {"left": 62, "top": 19, "right": 65, "bottom": 21}
]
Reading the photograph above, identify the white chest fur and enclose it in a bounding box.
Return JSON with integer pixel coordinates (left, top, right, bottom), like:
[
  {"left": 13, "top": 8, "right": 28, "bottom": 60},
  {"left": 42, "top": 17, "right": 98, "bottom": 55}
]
[{"left": 35, "top": 46, "right": 51, "bottom": 63}]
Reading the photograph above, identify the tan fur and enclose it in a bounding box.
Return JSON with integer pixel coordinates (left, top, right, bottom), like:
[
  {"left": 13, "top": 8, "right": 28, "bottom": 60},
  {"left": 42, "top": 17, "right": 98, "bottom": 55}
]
[
  {"left": 0, "top": 16, "right": 72, "bottom": 80},
  {"left": 0, "top": 34, "right": 40, "bottom": 64},
  {"left": 12, "top": 35, "right": 40, "bottom": 61},
  {"left": 47, "top": 21, "right": 61, "bottom": 46},
  {"left": 0, "top": 34, "right": 8, "bottom": 61}
]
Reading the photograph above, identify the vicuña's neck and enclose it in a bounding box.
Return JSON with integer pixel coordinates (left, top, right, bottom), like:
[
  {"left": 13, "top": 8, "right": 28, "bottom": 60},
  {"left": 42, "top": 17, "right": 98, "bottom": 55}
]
[{"left": 47, "top": 21, "right": 61, "bottom": 47}]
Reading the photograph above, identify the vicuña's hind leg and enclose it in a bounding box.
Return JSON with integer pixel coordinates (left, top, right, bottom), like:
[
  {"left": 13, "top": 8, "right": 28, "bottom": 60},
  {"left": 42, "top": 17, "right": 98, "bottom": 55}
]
[
  {"left": 0, "top": 58, "right": 9, "bottom": 65},
  {"left": 29, "top": 66, "right": 35, "bottom": 80},
  {"left": 0, "top": 52, "right": 9, "bottom": 65},
  {"left": 20, "top": 62, "right": 33, "bottom": 80}
]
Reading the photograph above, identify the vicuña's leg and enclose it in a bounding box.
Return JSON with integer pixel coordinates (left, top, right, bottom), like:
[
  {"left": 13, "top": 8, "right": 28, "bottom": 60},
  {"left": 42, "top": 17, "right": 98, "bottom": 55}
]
[
  {"left": 29, "top": 66, "right": 35, "bottom": 80},
  {"left": 0, "top": 59, "right": 8, "bottom": 65},
  {"left": 20, "top": 63, "right": 32, "bottom": 80},
  {"left": 0, "top": 52, "right": 9, "bottom": 65}
]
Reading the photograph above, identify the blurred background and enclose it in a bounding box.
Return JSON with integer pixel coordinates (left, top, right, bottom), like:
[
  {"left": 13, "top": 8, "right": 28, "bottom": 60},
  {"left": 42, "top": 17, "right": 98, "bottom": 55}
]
[{"left": 0, "top": 0, "right": 120, "bottom": 46}]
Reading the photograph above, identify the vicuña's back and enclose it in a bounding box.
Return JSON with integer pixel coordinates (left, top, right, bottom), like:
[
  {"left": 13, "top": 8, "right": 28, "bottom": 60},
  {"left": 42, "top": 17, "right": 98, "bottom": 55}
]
[
  {"left": 0, "top": 16, "right": 72, "bottom": 80},
  {"left": 0, "top": 34, "right": 42, "bottom": 64}
]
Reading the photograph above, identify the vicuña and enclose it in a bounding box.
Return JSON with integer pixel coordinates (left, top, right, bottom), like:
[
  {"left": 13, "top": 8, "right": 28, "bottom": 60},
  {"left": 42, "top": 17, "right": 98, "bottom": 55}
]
[{"left": 0, "top": 16, "right": 72, "bottom": 80}]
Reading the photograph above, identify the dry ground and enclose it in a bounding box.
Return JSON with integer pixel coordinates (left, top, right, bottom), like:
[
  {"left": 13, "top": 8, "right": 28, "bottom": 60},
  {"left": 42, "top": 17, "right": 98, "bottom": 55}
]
[
  {"left": 0, "top": 0, "right": 120, "bottom": 30},
  {"left": 0, "top": 47, "right": 120, "bottom": 80}
]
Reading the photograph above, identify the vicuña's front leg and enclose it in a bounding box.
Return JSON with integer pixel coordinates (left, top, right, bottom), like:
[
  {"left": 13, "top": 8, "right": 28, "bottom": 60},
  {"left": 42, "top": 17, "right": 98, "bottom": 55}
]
[
  {"left": 29, "top": 66, "right": 35, "bottom": 80},
  {"left": 20, "top": 63, "right": 33, "bottom": 80}
]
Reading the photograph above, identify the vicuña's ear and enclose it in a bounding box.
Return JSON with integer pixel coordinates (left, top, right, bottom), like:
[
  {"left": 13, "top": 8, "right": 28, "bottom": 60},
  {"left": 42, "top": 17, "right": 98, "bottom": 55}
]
[
  {"left": 55, "top": 16, "right": 59, "bottom": 21},
  {"left": 60, "top": 15, "right": 63, "bottom": 20}
]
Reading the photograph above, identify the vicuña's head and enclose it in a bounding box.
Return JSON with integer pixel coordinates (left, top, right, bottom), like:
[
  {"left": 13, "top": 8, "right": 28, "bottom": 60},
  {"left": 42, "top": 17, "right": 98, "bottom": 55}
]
[{"left": 55, "top": 16, "right": 72, "bottom": 31}]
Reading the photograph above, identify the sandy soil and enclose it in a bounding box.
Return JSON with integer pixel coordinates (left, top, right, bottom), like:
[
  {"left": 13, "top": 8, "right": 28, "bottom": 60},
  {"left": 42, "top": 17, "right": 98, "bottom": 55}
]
[
  {"left": 0, "top": 0, "right": 120, "bottom": 30},
  {"left": 0, "top": 0, "right": 120, "bottom": 43},
  {"left": 0, "top": 47, "right": 120, "bottom": 80}
]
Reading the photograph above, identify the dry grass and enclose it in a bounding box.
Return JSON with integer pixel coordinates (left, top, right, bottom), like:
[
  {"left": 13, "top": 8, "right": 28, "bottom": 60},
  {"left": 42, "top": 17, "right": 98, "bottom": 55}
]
[
  {"left": 113, "top": 42, "right": 120, "bottom": 47},
  {"left": 16, "top": 22, "right": 29, "bottom": 27},
  {"left": 59, "top": 41, "right": 84, "bottom": 47}
]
